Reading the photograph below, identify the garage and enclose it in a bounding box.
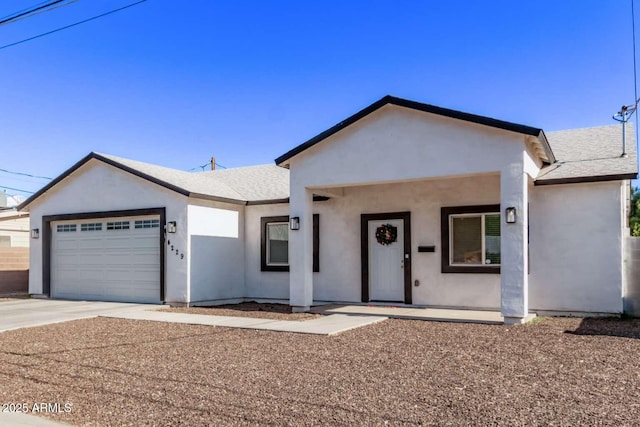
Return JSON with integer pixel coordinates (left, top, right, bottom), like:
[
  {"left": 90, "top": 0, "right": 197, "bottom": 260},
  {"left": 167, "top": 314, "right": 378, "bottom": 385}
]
[{"left": 50, "top": 214, "right": 162, "bottom": 304}]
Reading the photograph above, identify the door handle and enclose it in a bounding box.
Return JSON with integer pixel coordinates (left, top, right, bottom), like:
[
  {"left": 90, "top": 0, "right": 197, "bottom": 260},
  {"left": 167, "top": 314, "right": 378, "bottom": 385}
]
[{"left": 401, "top": 260, "right": 404, "bottom": 269}]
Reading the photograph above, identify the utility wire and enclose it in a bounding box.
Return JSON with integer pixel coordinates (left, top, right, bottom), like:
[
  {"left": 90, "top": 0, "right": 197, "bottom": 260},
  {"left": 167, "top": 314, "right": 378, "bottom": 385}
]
[
  {"left": 188, "top": 161, "right": 227, "bottom": 171},
  {"left": 0, "top": 0, "right": 148, "bottom": 51},
  {"left": 0, "top": 185, "right": 35, "bottom": 194},
  {"left": 0, "top": 0, "right": 76, "bottom": 27},
  {"left": 0, "top": 167, "right": 52, "bottom": 180},
  {"left": 0, "top": 0, "right": 54, "bottom": 20}
]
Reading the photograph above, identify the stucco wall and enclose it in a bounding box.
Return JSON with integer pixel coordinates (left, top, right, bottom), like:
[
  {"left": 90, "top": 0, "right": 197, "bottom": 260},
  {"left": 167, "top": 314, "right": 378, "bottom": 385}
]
[
  {"left": 244, "top": 203, "right": 290, "bottom": 300},
  {"left": 245, "top": 175, "right": 503, "bottom": 309},
  {"left": 187, "top": 202, "right": 245, "bottom": 302},
  {"left": 624, "top": 236, "right": 640, "bottom": 316},
  {"left": 26, "top": 160, "right": 190, "bottom": 303},
  {"left": 313, "top": 175, "right": 502, "bottom": 307},
  {"left": 529, "top": 181, "right": 624, "bottom": 314},
  {"left": 287, "top": 104, "right": 526, "bottom": 188}
]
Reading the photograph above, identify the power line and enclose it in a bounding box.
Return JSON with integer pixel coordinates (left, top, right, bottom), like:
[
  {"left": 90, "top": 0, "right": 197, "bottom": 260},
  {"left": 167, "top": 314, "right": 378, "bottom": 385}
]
[
  {"left": 0, "top": 185, "right": 35, "bottom": 194},
  {"left": 0, "top": 167, "right": 52, "bottom": 180},
  {"left": 188, "top": 161, "right": 228, "bottom": 171},
  {"left": 0, "top": 0, "right": 148, "bottom": 51},
  {"left": 0, "top": 0, "right": 55, "bottom": 20},
  {"left": 0, "top": 0, "right": 77, "bottom": 27}
]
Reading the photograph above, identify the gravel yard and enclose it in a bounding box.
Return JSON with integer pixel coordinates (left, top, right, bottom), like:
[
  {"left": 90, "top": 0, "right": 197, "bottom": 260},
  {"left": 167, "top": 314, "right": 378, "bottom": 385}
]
[
  {"left": 160, "top": 302, "right": 321, "bottom": 321},
  {"left": 0, "top": 316, "right": 639, "bottom": 426}
]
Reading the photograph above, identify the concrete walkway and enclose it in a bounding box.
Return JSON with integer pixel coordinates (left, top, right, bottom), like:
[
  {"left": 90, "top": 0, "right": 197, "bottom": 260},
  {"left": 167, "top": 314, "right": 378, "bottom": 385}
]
[
  {"left": 101, "top": 310, "right": 388, "bottom": 335},
  {"left": 313, "top": 305, "right": 512, "bottom": 324},
  {"left": 0, "top": 299, "right": 153, "bottom": 333}
]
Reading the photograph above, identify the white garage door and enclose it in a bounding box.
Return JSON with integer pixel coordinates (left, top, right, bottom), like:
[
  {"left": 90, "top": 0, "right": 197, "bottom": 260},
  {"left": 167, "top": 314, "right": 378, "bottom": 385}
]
[{"left": 51, "top": 215, "right": 161, "bottom": 303}]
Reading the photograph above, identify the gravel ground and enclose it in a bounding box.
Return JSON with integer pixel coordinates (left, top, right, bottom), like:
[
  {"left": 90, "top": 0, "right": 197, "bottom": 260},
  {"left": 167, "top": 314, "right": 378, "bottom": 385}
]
[
  {"left": 160, "top": 302, "right": 322, "bottom": 321},
  {"left": 0, "top": 316, "right": 639, "bottom": 426}
]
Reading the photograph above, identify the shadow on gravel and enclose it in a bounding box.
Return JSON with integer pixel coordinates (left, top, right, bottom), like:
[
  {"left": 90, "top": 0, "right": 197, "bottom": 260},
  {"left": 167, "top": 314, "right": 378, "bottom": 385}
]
[{"left": 565, "top": 317, "right": 640, "bottom": 339}]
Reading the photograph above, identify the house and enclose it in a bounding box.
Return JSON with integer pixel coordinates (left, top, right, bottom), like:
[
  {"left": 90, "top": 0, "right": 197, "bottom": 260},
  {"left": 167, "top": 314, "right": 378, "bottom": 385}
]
[
  {"left": 0, "top": 209, "right": 30, "bottom": 295},
  {"left": 19, "top": 96, "right": 638, "bottom": 324},
  {"left": 0, "top": 209, "right": 29, "bottom": 248}
]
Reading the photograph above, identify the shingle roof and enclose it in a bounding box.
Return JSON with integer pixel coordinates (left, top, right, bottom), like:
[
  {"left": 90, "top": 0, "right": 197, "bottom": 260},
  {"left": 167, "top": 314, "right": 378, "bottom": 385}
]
[
  {"left": 19, "top": 121, "right": 638, "bottom": 212},
  {"left": 19, "top": 153, "right": 290, "bottom": 209},
  {"left": 97, "top": 153, "right": 247, "bottom": 202},
  {"left": 536, "top": 124, "right": 638, "bottom": 185},
  {"left": 199, "top": 164, "right": 289, "bottom": 203}
]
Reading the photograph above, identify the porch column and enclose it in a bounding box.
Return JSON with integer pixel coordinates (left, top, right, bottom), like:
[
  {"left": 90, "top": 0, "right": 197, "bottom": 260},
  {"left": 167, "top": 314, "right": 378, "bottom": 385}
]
[
  {"left": 500, "top": 158, "right": 529, "bottom": 325},
  {"left": 289, "top": 185, "right": 313, "bottom": 312}
]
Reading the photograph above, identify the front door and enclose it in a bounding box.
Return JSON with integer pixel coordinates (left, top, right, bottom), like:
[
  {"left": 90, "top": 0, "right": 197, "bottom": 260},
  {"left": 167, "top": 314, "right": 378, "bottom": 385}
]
[{"left": 361, "top": 212, "right": 411, "bottom": 304}]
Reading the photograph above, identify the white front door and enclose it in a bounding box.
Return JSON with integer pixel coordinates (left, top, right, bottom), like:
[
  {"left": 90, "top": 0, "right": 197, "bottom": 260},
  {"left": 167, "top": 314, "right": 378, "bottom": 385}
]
[{"left": 368, "top": 219, "right": 405, "bottom": 301}]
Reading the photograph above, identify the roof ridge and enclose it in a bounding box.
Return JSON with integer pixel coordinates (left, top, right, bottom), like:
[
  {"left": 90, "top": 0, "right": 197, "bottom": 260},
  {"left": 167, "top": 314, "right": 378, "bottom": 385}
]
[
  {"left": 96, "top": 153, "right": 248, "bottom": 201},
  {"left": 547, "top": 123, "right": 631, "bottom": 133}
]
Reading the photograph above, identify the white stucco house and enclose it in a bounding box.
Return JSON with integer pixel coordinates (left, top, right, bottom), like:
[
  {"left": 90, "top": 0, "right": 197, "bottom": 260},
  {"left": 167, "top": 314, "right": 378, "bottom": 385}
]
[{"left": 19, "top": 96, "right": 638, "bottom": 324}]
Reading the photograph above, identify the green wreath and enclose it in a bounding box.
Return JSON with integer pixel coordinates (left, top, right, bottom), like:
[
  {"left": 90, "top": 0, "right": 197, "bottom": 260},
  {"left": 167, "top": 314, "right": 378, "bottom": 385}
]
[{"left": 375, "top": 224, "right": 398, "bottom": 246}]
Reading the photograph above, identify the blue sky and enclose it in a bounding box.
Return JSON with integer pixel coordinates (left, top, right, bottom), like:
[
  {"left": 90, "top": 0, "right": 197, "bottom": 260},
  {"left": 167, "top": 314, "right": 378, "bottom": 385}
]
[{"left": 0, "top": 0, "right": 637, "bottom": 198}]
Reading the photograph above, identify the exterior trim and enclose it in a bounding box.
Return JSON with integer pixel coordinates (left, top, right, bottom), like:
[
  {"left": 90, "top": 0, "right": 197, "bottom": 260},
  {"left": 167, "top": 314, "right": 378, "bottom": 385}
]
[
  {"left": 246, "top": 195, "right": 331, "bottom": 206},
  {"left": 260, "top": 214, "right": 319, "bottom": 272},
  {"left": 42, "top": 207, "right": 166, "bottom": 301},
  {"left": 440, "top": 204, "right": 501, "bottom": 274},
  {"left": 19, "top": 153, "right": 280, "bottom": 210},
  {"left": 360, "top": 211, "right": 412, "bottom": 304},
  {"left": 275, "top": 95, "right": 549, "bottom": 165},
  {"left": 17, "top": 152, "right": 330, "bottom": 211},
  {"left": 534, "top": 173, "right": 638, "bottom": 186},
  {"left": 20, "top": 153, "right": 193, "bottom": 210}
]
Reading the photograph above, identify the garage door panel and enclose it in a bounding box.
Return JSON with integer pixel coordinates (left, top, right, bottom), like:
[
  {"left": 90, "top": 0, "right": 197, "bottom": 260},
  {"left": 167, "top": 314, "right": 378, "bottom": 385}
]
[
  {"left": 51, "top": 215, "right": 161, "bottom": 304},
  {"left": 77, "top": 239, "right": 106, "bottom": 250},
  {"left": 56, "top": 240, "right": 81, "bottom": 250}
]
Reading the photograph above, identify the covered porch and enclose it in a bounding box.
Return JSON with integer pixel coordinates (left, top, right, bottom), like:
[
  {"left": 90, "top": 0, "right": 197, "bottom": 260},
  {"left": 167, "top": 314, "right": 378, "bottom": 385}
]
[{"left": 275, "top": 96, "right": 553, "bottom": 325}]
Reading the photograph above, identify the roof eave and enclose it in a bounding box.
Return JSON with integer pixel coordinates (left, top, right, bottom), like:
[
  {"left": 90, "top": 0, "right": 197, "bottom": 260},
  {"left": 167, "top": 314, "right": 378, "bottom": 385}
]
[
  {"left": 534, "top": 172, "right": 637, "bottom": 186},
  {"left": 19, "top": 152, "right": 195, "bottom": 211},
  {"left": 188, "top": 193, "right": 248, "bottom": 205},
  {"left": 536, "top": 130, "right": 556, "bottom": 164}
]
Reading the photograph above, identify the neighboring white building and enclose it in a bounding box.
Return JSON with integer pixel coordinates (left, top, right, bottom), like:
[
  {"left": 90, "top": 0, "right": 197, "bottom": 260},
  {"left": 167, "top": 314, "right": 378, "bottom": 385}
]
[
  {"left": 0, "top": 209, "right": 30, "bottom": 248},
  {"left": 18, "top": 96, "right": 638, "bottom": 324}
]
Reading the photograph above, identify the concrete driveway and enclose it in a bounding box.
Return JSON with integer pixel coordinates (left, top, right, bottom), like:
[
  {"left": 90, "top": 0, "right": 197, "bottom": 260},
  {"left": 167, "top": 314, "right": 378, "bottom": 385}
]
[{"left": 0, "top": 299, "right": 154, "bottom": 333}]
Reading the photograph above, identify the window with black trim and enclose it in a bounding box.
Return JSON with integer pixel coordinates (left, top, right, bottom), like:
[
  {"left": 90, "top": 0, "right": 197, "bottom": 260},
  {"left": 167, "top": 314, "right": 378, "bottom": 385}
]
[
  {"left": 261, "top": 215, "right": 319, "bottom": 272},
  {"left": 106, "top": 221, "right": 130, "bottom": 230},
  {"left": 80, "top": 223, "right": 102, "bottom": 232},
  {"left": 441, "top": 205, "right": 500, "bottom": 273},
  {"left": 134, "top": 219, "right": 160, "bottom": 229},
  {"left": 56, "top": 224, "right": 76, "bottom": 233}
]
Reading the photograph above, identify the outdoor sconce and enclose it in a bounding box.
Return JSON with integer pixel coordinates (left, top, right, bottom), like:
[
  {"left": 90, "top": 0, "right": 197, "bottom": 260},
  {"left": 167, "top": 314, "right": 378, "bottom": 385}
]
[
  {"left": 505, "top": 207, "right": 517, "bottom": 224},
  {"left": 31, "top": 228, "right": 39, "bottom": 239},
  {"left": 166, "top": 221, "right": 177, "bottom": 233},
  {"left": 290, "top": 217, "right": 300, "bottom": 230}
]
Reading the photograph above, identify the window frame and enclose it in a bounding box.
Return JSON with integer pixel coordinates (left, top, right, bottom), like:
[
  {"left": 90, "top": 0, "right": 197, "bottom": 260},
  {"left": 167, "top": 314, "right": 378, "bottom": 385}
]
[
  {"left": 265, "top": 221, "right": 290, "bottom": 267},
  {"left": 80, "top": 222, "right": 103, "bottom": 232},
  {"left": 441, "top": 205, "right": 501, "bottom": 274},
  {"left": 260, "top": 215, "right": 319, "bottom": 272},
  {"left": 56, "top": 224, "right": 77, "bottom": 233}
]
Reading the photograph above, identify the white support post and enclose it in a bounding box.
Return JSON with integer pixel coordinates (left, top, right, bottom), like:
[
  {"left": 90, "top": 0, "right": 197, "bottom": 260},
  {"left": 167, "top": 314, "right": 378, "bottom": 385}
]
[
  {"left": 289, "top": 186, "right": 313, "bottom": 311},
  {"left": 500, "top": 158, "right": 529, "bottom": 324}
]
